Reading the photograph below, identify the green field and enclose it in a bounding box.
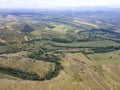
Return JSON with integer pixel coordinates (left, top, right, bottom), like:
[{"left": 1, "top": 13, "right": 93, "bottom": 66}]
[
  {"left": 53, "top": 40, "right": 120, "bottom": 48},
  {"left": 87, "top": 50, "right": 120, "bottom": 64}
]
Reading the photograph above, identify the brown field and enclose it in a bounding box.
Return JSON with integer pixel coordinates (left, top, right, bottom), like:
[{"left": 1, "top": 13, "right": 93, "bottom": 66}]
[
  {"left": 0, "top": 52, "right": 120, "bottom": 90},
  {"left": 0, "top": 52, "right": 55, "bottom": 78}
]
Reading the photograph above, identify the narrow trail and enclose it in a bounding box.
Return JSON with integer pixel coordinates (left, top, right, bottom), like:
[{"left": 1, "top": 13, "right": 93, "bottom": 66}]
[
  {"left": 66, "top": 53, "right": 106, "bottom": 90},
  {"left": 86, "top": 65, "right": 106, "bottom": 90}
]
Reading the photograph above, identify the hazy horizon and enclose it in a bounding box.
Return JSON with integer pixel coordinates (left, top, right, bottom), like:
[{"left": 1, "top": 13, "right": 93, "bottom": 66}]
[{"left": 0, "top": 0, "right": 120, "bottom": 9}]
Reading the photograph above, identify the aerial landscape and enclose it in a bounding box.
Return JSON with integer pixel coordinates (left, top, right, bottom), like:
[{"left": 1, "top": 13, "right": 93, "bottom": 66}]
[{"left": 0, "top": 0, "right": 120, "bottom": 90}]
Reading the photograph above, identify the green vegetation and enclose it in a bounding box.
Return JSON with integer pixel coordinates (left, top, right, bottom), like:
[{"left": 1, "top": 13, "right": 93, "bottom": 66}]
[
  {"left": 53, "top": 40, "right": 119, "bottom": 48},
  {"left": 0, "top": 10, "right": 120, "bottom": 90},
  {"left": 0, "top": 45, "right": 8, "bottom": 54},
  {"left": 28, "top": 49, "right": 63, "bottom": 80},
  {"left": 0, "top": 66, "right": 41, "bottom": 80},
  {"left": 22, "top": 24, "right": 34, "bottom": 32}
]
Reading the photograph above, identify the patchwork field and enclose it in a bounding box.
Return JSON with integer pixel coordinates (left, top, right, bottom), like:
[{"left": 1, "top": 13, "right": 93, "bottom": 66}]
[{"left": 0, "top": 9, "right": 120, "bottom": 90}]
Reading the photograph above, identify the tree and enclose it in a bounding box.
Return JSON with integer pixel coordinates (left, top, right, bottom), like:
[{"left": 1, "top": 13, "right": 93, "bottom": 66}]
[{"left": 22, "top": 24, "right": 33, "bottom": 32}]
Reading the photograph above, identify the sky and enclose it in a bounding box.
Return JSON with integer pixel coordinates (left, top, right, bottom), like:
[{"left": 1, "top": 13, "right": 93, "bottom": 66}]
[{"left": 0, "top": 0, "right": 120, "bottom": 9}]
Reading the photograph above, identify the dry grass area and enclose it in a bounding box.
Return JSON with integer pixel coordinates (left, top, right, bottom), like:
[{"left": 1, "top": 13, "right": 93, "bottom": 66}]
[
  {"left": 0, "top": 38, "right": 6, "bottom": 43},
  {"left": 0, "top": 52, "right": 55, "bottom": 78},
  {"left": 74, "top": 19, "right": 99, "bottom": 28},
  {"left": 0, "top": 52, "right": 120, "bottom": 90}
]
